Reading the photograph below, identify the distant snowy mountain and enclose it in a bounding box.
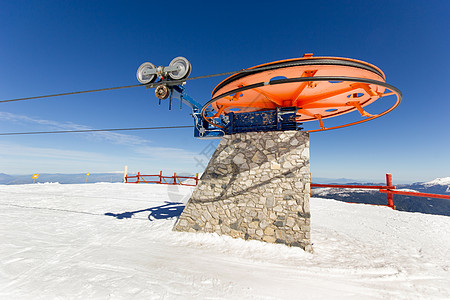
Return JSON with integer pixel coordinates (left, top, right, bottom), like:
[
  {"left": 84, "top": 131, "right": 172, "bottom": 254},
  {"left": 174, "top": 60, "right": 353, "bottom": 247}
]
[
  {"left": 0, "top": 173, "right": 14, "bottom": 182},
  {"left": 2, "top": 173, "right": 448, "bottom": 215},
  {"left": 0, "top": 172, "right": 198, "bottom": 185},
  {"left": 311, "top": 177, "right": 450, "bottom": 216},
  {"left": 311, "top": 177, "right": 367, "bottom": 184},
  {"left": 0, "top": 173, "right": 125, "bottom": 185},
  {"left": 424, "top": 177, "right": 450, "bottom": 186},
  {"left": 409, "top": 177, "right": 450, "bottom": 194}
]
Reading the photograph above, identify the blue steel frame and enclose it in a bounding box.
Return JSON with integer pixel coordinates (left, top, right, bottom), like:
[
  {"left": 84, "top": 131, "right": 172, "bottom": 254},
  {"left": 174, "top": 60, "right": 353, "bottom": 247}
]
[{"left": 171, "top": 85, "right": 301, "bottom": 139}]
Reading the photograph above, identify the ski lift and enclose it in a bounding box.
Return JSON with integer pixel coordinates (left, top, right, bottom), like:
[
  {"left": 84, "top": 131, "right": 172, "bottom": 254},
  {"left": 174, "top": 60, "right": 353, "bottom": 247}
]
[{"left": 137, "top": 54, "right": 402, "bottom": 139}]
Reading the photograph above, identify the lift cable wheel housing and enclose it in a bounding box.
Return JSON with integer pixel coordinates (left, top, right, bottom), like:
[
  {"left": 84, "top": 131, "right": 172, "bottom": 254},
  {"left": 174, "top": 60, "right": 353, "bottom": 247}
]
[
  {"left": 134, "top": 54, "right": 401, "bottom": 138},
  {"left": 168, "top": 57, "right": 192, "bottom": 80},
  {"left": 136, "top": 62, "right": 157, "bottom": 84},
  {"left": 201, "top": 56, "right": 402, "bottom": 134}
]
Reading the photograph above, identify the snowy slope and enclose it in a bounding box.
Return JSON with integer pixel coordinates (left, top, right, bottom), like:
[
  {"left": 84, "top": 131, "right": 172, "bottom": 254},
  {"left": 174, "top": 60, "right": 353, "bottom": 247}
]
[{"left": 0, "top": 183, "right": 449, "bottom": 299}]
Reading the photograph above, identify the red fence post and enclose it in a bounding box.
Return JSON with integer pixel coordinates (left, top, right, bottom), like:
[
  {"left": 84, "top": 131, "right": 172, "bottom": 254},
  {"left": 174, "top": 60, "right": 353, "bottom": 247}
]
[
  {"left": 195, "top": 173, "right": 199, "bottom": 186},
  {"left": 137, "top": 172, "right": 140, "bottom": 184},
  {"left": 159, "top": 171, "right": 162, "bottom": 184},
  {"left": 173, "top": 172, "right": 177, "bottom": 185},
  {"left": 386, "top": 173, "right": 394, "bottom": 209}
]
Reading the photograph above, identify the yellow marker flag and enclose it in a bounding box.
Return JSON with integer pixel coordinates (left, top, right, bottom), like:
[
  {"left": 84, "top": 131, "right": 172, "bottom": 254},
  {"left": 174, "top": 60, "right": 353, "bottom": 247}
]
[
  {"left": 86, "top": 173, "right": 90, "bottom": 176},
  {"left": 32, "top": 174, "right": 39, "bottom": 184}
]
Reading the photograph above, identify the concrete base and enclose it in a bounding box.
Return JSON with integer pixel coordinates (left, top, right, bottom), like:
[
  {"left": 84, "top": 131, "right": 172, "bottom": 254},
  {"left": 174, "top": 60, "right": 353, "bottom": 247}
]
[{"left": 173, "top": 131, "right": 312, "bottom": 252}]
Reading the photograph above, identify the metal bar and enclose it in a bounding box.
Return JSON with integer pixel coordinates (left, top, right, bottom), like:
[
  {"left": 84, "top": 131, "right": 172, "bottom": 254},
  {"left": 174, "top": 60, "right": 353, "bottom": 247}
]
[
  {"left": 295, "top": 85, "right": 359, "bottom": 106},
  {"left": 213, "top": 105, "right": 226, "bottom": 118},
  {"left": 292, "top": 70, "right": 318, "bottom": 106},
  {"left": 311, "top": 183, "right": 396, "bottom": 189},
  {"left": 126, "top": 171, "right": 199, "bottom": 186},
  {"left": 386, "top": 173, "right": 394, "bottom": 207},
  {"left": 314, "top": 114, "right": 325, "bottom": 130},
  {"left": 252, "top": 87, "right": 284, "bottom": 106},
  {"left": 346, "top": 101, "right": 373, "bottom": 117},
  {"left": 379, "top": 190, "right": 450, "bottom": 200},
  {"left": 172, "top": 85, "right": 202, "bottom": 110}
]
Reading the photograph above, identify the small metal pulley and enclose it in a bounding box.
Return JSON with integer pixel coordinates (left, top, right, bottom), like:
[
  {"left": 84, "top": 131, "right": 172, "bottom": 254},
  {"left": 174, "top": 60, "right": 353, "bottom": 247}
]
[{"left": 155, "top": 85, "right": 170, "bottom": 99}]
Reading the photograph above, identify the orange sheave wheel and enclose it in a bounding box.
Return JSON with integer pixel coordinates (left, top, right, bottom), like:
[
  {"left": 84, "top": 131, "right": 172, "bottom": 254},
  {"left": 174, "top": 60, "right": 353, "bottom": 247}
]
[{"left": 202, "top": 56, "right": 402, "bottom": 132}]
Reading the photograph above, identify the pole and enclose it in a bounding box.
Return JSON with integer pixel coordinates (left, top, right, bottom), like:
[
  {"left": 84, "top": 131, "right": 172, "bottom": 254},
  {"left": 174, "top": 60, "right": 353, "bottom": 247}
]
[
  {"left": 386, "top": 173, "right": 394, "bottom": 208},
  {"left": 123, "top": 165, "right": 128, "bottom": 183}
]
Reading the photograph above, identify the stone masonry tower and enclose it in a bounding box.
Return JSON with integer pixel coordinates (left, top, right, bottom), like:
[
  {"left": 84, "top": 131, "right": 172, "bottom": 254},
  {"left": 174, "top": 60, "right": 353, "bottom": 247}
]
[{"left": 174, "top": 130, "right": 312, "bottom": 252}]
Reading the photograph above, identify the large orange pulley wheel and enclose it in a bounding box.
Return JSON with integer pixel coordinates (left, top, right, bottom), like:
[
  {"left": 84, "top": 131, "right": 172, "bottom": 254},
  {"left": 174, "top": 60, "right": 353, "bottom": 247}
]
[{"left": 201, "top": 55, "right": 402, "bottom": 132}]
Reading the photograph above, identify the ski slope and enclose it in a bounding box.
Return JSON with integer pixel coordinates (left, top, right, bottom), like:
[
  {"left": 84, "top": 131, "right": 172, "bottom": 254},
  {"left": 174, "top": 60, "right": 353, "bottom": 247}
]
[{"left": 0, "top": 183, "right": 449, "bottom": 299}]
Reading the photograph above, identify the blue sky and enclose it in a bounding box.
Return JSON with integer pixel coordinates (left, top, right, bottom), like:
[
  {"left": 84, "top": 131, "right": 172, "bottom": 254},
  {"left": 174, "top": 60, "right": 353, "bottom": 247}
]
[{"left": 0, "top": 0, "right": 448, "bottom": 183}]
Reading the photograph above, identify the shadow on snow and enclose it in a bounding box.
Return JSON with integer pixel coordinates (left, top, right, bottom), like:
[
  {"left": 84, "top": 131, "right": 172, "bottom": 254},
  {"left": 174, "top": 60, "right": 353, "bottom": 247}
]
[{"left": 105, "top": 201, "right": 185, "bottom": 221}]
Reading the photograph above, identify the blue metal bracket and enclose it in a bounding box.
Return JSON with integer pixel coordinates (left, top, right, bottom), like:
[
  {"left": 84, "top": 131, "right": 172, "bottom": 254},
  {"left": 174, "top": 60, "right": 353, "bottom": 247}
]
[
  {"left": 170, "top": 85, "right": 226, "bottom": 139},
  {"left": 160, "top": 85, "right": 300, "bottom": 139},
  {"left": 224, "top": 107, "right": 301, "bottom": 135},
  {"left": 172, "top": 85, "right": 202, "bottom": 112}
]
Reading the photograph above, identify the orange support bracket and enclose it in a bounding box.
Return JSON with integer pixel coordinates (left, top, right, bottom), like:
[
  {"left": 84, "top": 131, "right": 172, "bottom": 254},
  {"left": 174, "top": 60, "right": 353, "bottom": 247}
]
[
  {"left": 212, "top": 105, "right": 226, "bottom": 118},
  {"left": 252, "top": 87, "right": 284, "bottom": 106},
  {"left": 350, "top": 83, "right": 379, "bottom": 97},
  {"left": 346, "top": 101, "right": 374, "bottom": 117},
  {"left": 314, "top": 114, "right": 326, "bottom": 130},
  {"left": 291, "top": 70, "right": 318, "bottom": 106}
]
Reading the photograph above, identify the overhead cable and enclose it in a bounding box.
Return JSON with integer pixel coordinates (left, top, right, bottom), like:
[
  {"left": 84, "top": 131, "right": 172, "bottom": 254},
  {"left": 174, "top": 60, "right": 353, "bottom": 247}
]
[
  {"left": 0, "top": 125, "right": 194, "bottom": 136},
  {"left": 0, "top": 62, "right": 311, "bottom": 104},
  {"left": 0, "top": 70, "right": 247, "bottom": 104}
]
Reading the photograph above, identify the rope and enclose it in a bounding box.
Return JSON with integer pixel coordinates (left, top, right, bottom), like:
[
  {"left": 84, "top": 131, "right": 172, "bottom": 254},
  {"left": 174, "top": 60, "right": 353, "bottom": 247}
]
[
  {"left": 0, "top": 125, "right": 194, "bottom": 136},
  {"left": 0, "top": 57, "right": 386, "bottom": 105},
  {"left": 0, "top": 70, "right": 248, "bottom": 104}
]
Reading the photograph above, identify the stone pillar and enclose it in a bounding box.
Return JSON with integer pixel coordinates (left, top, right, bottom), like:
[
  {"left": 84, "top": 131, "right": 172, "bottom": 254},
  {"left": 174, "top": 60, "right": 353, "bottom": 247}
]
[{"left": 174, "top": 131, "right": 312, "bottom": 252}]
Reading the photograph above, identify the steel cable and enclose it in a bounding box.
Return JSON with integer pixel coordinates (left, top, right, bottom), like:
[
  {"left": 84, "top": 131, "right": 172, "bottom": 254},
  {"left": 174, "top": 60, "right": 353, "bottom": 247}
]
[
  {"left": 0, "top": 57, "right": 383, "bottom": 104},
  {"left": 0, "top": 125, "right": 194, "bottom": 136}
]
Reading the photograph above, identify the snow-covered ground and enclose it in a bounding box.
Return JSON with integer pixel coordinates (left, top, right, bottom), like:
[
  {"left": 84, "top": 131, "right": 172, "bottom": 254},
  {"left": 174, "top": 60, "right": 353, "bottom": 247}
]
[
  {"left": 0, "top": 183, "right": 449, "bottom": 299},
  {"left": 424, "top": 177, "right": 450, "bottom": 187}
]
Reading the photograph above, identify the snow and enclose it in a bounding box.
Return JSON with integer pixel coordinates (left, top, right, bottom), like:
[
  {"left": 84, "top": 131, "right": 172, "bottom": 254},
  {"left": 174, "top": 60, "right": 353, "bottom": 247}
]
[
  {"left": 312, "top": 187, "right": 378, "bottom": 197},
  {"left": 424, "top": 177, "right": 450, "bottom": 187},
  {"left": 396, "top": 188, "right": 420, "bottom": 193},
  {"left": 1, "top": 183, "right": 449, "bottom": 299}
]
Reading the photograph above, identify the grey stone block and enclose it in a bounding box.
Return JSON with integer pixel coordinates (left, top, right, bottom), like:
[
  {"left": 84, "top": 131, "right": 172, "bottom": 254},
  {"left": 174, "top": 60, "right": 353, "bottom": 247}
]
[{"left": 173, "top": 131, "right": 313, "bottom": 252}]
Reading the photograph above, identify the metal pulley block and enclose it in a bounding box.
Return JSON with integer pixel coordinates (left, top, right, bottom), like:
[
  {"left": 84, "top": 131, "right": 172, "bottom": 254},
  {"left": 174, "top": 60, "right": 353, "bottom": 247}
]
[
  {"left": 155, "top": 85, "right": 170, "bottom": 99},
  {"left": 136, "top": 57, "right": 191, "bottom": 84}
]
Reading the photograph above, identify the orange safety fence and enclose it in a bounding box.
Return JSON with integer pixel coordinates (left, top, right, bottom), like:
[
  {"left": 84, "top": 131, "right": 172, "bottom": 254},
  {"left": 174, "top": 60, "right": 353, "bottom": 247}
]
[
  {"left": 125, "top": 172, "right": 449, "bottom": 208},
  {"left": 311, "top": 173, "right": 450, "bottom": 210},
  {"left": 125, "top": 171, "right": 199, "bottom": 186}
]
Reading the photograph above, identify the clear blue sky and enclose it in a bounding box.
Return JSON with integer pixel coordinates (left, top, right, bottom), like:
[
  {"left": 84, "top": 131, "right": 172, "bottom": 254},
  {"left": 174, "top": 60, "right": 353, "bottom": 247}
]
[{"left": 0, "top": 0, "right": 448, "bottom": 183}]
